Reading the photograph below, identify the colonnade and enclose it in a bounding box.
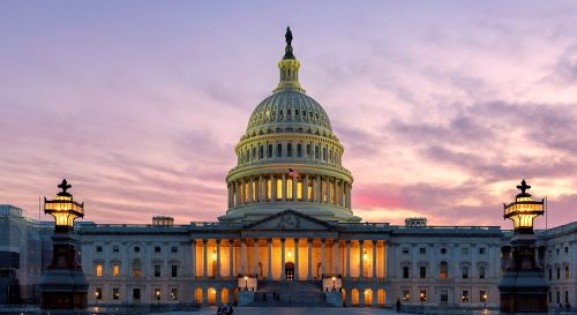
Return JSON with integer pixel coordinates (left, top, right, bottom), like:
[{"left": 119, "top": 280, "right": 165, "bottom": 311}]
[
  {"left": 227, "top": 174, "right": 352, "bottom": 209},
  {"left": 192, "top": 238, "right": 387, "bottom": 281}
]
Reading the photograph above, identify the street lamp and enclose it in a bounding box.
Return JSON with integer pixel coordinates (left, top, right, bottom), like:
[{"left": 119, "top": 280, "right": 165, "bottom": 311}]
[
  {"left": 244, "top": 276, "right": 248, "bottom": 291},
  {"left": 332, "top": 276, "right": 336, "bottom": 291},
  {"left": 156, "top": 290, "right": 160, "bottom": 306},
  {"left": 483, "top": 293, "right": 487, "bottom": 310}
]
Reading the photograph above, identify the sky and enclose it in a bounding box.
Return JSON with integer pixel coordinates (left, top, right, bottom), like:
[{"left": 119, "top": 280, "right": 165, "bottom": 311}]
[{"left": 1, "top": 1, "right": 577, "bottom": 228}]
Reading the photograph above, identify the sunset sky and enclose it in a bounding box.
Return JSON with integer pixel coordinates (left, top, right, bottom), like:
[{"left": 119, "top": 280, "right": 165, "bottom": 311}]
[{"left": 2, "top": 1, "right": 577, "bottom": 228}]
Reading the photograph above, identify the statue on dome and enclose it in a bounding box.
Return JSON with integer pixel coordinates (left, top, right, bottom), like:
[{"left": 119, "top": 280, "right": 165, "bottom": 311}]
[{"left": 285, "top": 26, "right": 293, "bottom": 46}]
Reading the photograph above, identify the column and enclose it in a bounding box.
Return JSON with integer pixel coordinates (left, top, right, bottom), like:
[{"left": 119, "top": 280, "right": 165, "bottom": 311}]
[
  {"left": 202, "top": 240, "right": 208, "bottom": 279},
  {"left": 227, "top": 184, "right": 231, "bottom": 208},
  {"left": 382, "top": 242, "right": 387, "bottom": 278},
  {"left": 294, "top": 238, "right": 300, "bottom": 280},
  {"left": 281, "top": 239, "right": 286, "bottom": 280},
  {"left": 267, "top": 239, "right": 272, "bottom": 279},
  {"left": 234, "top": 181, "right": 240, "bottom": 206},
  {"left": 253, "top": 239, "right": 259, "bottom": 277},
  {"left": 229, "top": 240, "right": 234, "bottom": 278},
  {"left": 345, "top": 184, "right": 351, "bottom": 208},
  {"left": 307, "top": 239, "right": 313, "bottom": 280},
  {"left": 216, "top": 240, "right": 221, "bottom": 279},
  {"left": 321, "top": 239, "right": 326, "bottom": 277},
  {"left": 292, "top": 176, "right": 297, "bottom": 202},
  {"left": 360, "top": 240, "right": 365, "bottom": 278},
  {"left": 241, "top": 239, "right": 247, "bottom": 275},
  {"left": 248, "top": 177, "right": 253, "bottom": 203},
  {"left": 303, "top": 175, "right": 309, "bottom": 202},
  {"left": 346, "top": 241, "right": 351, "bottom": 278},
  {"left": 314, "top": 176, "right": 320, "bottom": 202},
  {"left": 271, "top": 175, "right": 277, "bottom": 201},
  {"left": 282, "top": 174, "right": 287, "bottom": 201},
  {"left": 340, "top": 180, "right": 345, "bottom": 207},
  {"left": 191, "top": 240, "right": 196, "bottom": 278},
  {"left": 334, "top": 240, "right": 340, "bottom": 275},
  {"left": 372, "top": 240, "right": 377, "bottom": 279}
]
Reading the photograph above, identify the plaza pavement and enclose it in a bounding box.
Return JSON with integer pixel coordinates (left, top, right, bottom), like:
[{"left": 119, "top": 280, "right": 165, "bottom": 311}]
[{"left": 150, "top": 306, "right": 420, "bottom": 315}]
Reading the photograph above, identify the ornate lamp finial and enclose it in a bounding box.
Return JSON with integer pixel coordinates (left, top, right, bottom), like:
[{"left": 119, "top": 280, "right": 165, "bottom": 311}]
[
  {"left": 516, "top": 179, "right": 531, "bottom": 195},
  {"left": 57, "top": 179, "right": 72, "bottom": 196}
]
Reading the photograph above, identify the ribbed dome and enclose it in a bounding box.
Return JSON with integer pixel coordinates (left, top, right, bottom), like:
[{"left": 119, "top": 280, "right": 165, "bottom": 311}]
[{"left": 245, "top": 89, "right": 333, "bottom": 137}]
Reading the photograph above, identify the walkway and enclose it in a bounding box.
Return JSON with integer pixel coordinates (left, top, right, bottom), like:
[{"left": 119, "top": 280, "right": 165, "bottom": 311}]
[{"left": 150, "top": 306, "right": 417, "bottom": 315}]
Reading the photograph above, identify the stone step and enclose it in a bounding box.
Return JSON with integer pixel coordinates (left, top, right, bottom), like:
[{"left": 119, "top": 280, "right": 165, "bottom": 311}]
[{"left": 250, "top": 280, "right": 330, "bottom": 307}]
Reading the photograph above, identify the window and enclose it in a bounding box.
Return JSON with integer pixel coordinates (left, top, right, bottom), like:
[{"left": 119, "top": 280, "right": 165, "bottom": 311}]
[
  {"left": 286, "top": 177, "right": 293, "bottom": 199},
  {"left": 259, "top": 146, "right": 264, "bottom": 159},
  {"left": 154, "top": 264, "right": 161, "bottom": 277},
  {"left": 403, "top": 266, "right": 410, "bottom": 279},
  {"left": 96, "top": 246, "right": 103, "bottom": 253},
  {"left": 549, "top": 268, "right": 553, "bottom": 280},
  {"left": 277, "top": 143, "right": 283, "bottom": 157},
  {"left": 549, "top": 291, "right": 552, "bottom": 303},
  {"left": 287, "top": 143, "right": 292, "bottom": 157},
  {"left": 154, "top": 288, "right": 161, "bottom": 301},
  {"left": 565, "top": 266, "right": 570, "bottom": 279},
  {"left": 96, "top": 288, "right": 102, "bottom": 300},
  {"left": 171, "top": 288, "right": 178, "bottom": 301},
  {"left": 480, "top": 291, "right": 487, "bottom": 302},
  {"left": 323, "top": 147, "right": 327, "bottom": 160},
  {"left": 112, "top": 288, "right": 119, "bottom": 300},
  {"left": 171, "top": 264, "right": 178, "bottom": 277},
  {"left": 134, "top": 246, "right": 140, "bottom": 253},
  {"left": 479, "top": 266, "right": 486, "bottom": 279},
  {"left": 565, "top": 247, "right": 569, "bottom": 254},
  {"left": 419, "top": 266, "right": 427, "bottom": 279},
  {"left": 268, "top": 144, "right": 273, "bottom": 158},
  {"left": 557, "top": 248, "right": 560, "bottom": 255},
  {"left": 439, "top": 262, "right": 448, "bottom": 279},
  {"left": 419, "top": 290, "right": 427, "bottom": 302},
  {"left": 132, "top": 260, "right": 142, "bottom": 278},
  {"left": 171, "top": 246, "right": 178, "bottom": 253},
  {"left": 155, "top": 246, "right": 161, "bottom": 253},
  {"left": 113, "top": 263, "right": 120, "bottom": 277},
  {"left": 402, "top": 247, "right": 409, "bottom": 255},
  {"left": 306, "top": 144, "right": 311, "bottom": 157},
  {"left": 479, "top": 247, "right": 486, "bottom": 255},
  {"left": 112, "top": 245, "right": 119, "bottom": 253},
  {"left": 557, "top": 267, "right": 561, "bottom": 279},
  {"left": 462, "top": 290, "right": 469, "bottom": 302},
  {"left": 557, "top": 290, "right": 560, "bottom": 303},
  {"left": 462, "top": 266, "right": 469, "bottom": 279},
  {"left": 95, "top": 263, "right": 103, "bottom": 277},
  {"left": 440, "top": 248, "right": 447, "bottom": 255},
  {"left": 315, "top": 145, "right": 319, "bottom": 159},
  {"left": 419, "top": 247, "right": 426, "bottom": 254},
  {"left": 297, "top": 144, "right": 302, "bottom": 157},
  {"left": 403, "top": 289, "right": 410, "bottom": 301},
  {"left": 461, "top": 247, "right": 469, "bottom": 255},
  {"left": 133, "top": 288, "right": 141, "bottom": 300}
]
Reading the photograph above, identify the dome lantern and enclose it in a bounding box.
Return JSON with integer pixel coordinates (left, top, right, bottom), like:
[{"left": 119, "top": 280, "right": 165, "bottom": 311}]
[{"left": 273, "top": 26, "right": 305, "bottom": 93}]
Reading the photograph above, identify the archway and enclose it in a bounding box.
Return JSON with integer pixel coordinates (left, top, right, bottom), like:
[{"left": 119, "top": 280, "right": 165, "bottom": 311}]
[
  {"left": 351, "top": 288, "right": 359, "bottom": 306},
  {"left": 194, "top": 287, "right": 203, "bottom": 304},
  {"left": 341, "top": 288, "right": 347, "bottom": 306},
  {"left": 377, "top": 288, "right": 386, "bottom": 307},
  {"left": 207, "top": 287, "right": 216, "bottom": 306},
  {"left": 221, "top": 288, "right": 229, "bottom": 305},
  {"left": 285, "top": 262, "right": 294, "bottom": 281},
  {"left": 364, "top": 288, "right": 373, "bottom": 306},
  {"left": 233, "top": 288, "right": 239, "bottom": 306}
]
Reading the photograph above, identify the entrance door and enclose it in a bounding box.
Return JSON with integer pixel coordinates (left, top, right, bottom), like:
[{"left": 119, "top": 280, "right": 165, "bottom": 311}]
[
  {"left": 440, "top": 289, "right": 448, "bottom": 306},
  {"left": 285, "top": 262, "right": 294, "bottom": 281}
]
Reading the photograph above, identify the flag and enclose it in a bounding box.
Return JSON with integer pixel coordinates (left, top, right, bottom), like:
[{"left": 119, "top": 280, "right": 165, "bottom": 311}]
[{"left": 288, "top": 168, "right": 299, "bottom": 180}]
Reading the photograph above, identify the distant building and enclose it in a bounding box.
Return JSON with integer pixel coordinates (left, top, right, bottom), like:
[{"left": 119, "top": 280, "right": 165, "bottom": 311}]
[{"left": 2, "top": 29, "right": 576, "bottom": 311}]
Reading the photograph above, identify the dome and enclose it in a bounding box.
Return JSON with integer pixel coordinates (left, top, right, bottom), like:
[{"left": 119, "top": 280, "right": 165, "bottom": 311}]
[
  {"left": 245, "top": 89, "right": 333, "bottom": 138},
  {"left": 220, "top": 27, "right": 360, "bottom": 224}
]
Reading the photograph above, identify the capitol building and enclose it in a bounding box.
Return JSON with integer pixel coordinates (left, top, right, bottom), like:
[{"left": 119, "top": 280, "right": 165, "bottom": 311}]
[{"left": 2, "top": 29, "right": 577, "bottom": 312}]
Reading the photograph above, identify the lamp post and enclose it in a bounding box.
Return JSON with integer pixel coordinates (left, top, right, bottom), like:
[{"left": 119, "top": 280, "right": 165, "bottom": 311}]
[
  {"left": 332, "top": 276, "right": 336, "bottom": 291},
  {"left": 244, "top": 276, "right": 248, "bottom": 291}
]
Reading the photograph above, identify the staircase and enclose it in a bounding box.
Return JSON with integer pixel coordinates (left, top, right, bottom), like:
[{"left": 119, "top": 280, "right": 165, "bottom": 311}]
[{"left": 249, "top": 280, "right": 332, "bottom": 307}]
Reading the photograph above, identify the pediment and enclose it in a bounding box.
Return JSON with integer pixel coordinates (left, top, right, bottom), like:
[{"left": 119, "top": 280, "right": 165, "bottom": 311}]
[{"left": 244, "top": 209, "right": 334, "bottom": 231}]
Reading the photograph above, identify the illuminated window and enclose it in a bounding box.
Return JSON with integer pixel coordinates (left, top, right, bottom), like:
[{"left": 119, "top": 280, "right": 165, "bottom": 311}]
[
  {"left": 297, "top": 180, "right": 303, "bottom": 201},
  {"left": 132, "top": 260, "right": 142, "bottom": 278},
  {"left": 462, "top": 290, "right": 469, "bottom": 302},
  {"left": 321, "top": 180, "right": 327, "bottom": 202},
  {"left": 419, "top": 290, "right": 427, "bottom": 302},
  {"left": 112, "top": 288, "right": 119, "bottom": 300},
  {"left": 113, "top": 263, "right": 120, "bottom": 277},
  {"left": 276, "top": 178, "right": 283, "bottom": 199},
  {"left": 244, "top": 182, "right": 249, "bottom": 203},
  {"left": 307, "top": 181, "right": 313, "bottom": 200},
  {"left": 252, "top": 181, "right": 256, "bottom": 202},
  {"left": 266, "top": 178, "right": 272, "bottom": 201},
  {"left": 96, "top": 288, "right": 102, "bottom": 300},
  {"left": 171, "top": 288, "right": 178, "bottom": 301},
  {"left": 439, "top": 262, "right": 448, "bottom": 280},
  {"left": 286, "top": 178, "right": 293, "bottom": 199},
  {"left": 95, "top": 263, "right": 103, "bottom": 277},
  {"left": 402, "top": 289, "right": 410, "bottom": 301},
  {"left": 329, "top": 181, "right": 335, "bottom": 203}
]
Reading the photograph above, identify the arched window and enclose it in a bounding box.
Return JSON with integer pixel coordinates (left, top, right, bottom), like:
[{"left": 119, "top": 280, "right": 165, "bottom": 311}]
[
  {"left": 306, "top": 144, "right": 311, "bottom": 157},
  {"left": 297, "top": 144, "right": 302, "bottom": 157},
  {"left": 323, "top": 147, "right": 327, "bottom": 161},
  {"left": 440, "top": 261, "right": 448, "bottom": 280},
  {"left": 259, "top": 145, "right": 264, "bottom": 159},
  {"left": 268, "top": 144, "right": 273, "bottom": 158},
  {"left": 315, "top": 145, "right": 319, "bottom": 159},
  {"left": 277, "top": 143, "right": 283, "bottom": 157},
  {"left": 287, "top": 143, "right": 292, "bottom": 157}
]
